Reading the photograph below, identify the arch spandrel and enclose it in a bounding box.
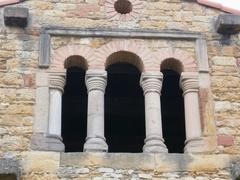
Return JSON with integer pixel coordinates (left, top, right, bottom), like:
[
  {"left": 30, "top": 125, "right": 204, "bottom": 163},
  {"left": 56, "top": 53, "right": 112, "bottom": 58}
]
[
  {"left": 89, "top": 40, "right": 155, "bottom": 72},
  {"left": 50, "top": 45, "right": 94, "bottom": 72}
]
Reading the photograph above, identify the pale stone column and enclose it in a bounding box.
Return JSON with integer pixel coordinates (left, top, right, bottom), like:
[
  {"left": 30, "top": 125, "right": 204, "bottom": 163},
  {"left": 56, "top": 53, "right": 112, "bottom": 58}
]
[
  {"left": 140, "top": 72, "right": 168, "bottom": 153},
  {"left": 47, "top": 73, "right": 65, "bottom": 151},
  {"left": 180, "top": 72, "right": 203, "bottom": 153},
  {"left": 83, "top": 70, "right": 108, "bottom": 152}
]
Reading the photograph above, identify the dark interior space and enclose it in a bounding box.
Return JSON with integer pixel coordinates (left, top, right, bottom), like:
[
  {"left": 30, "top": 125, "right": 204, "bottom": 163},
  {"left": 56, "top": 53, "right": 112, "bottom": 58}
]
[
  {"left": 161, "top": 69, "right": 186, "bottom": 153},
  {"left": 62, "top": 67, "right": 87, "bottom": 152},
  {"left": 0, "top": 174, "right": 17, "bottom": 180},
  {"left": 105, "top": 63, "right": 145, "bottom": 152}
]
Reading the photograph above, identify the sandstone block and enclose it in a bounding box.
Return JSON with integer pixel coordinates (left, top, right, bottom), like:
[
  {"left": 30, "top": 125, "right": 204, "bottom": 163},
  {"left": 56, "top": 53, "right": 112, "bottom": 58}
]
[
  {"left": 212, "top": 56, "right": 236, "bottom": 66},
  {"left": 217, "top": 135, "right": 234, "bottom": 147},
  {"left": 21, "top": 151, "right": 60, "bottom": 173}
]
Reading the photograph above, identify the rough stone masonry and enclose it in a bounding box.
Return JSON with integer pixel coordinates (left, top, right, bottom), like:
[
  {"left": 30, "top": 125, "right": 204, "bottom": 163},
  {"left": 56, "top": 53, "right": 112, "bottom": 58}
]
[{"left": 0, "top": 0, "right": 240, "bottom": 179}]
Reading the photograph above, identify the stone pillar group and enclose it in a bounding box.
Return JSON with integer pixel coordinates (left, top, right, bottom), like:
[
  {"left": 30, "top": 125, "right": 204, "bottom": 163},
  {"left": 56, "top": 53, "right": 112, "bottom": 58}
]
[{"left": 45, "top": 69, "right": 203, "bottom": 153}]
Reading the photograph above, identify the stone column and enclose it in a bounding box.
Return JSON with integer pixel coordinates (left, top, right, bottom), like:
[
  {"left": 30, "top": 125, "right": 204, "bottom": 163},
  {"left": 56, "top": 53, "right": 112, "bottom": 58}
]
[
  {"left": 83, "top": 70, "right": 108, "bottom": 152},
  {"left": 180, "top": 72, "right": 203, "bottom": 153},
  {"left": 46, "top": 73, "right": 65, "bottom": 151},
  {"left": 140, "top": 72, "right": 168, "bottom": 153}
]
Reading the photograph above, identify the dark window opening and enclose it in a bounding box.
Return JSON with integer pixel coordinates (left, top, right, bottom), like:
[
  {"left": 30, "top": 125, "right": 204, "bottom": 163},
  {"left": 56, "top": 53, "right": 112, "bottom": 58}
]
[
  {"left": 62, "top": 67, "right": 87, "bottom": 152},
  {"left": 0, "top": 174, "right": 17, "bottom": 180},
  {"left": 105, "top": 63, "right": 145, "bottom": 152},
  {"left": 114, "top": 0, "right": 133, "bottom": 14},
  {"left": 161, "top": 69, "right": 186, "bottom": 153}
]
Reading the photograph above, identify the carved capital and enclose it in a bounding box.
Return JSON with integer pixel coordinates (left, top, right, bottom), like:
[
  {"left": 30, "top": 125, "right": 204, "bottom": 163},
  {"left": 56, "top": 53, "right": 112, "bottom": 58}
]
[
  {"left": 49, "top": 73, "right": 66, "bottom": 92},
  {"left": 85, "top": 70, "right": 107, "bottom": 93},
  {"left": 140, "top": 72, "right": 163, "bottom": 95},
  {"left": 180, "top": 72, "right": 199, "bottom": 95}
]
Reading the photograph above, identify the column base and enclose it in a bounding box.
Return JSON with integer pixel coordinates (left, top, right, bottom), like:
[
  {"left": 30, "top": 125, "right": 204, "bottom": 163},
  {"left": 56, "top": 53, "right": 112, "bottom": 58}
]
[
  {"left": 83, "top": 137, "right": 108, "bottom": 152},
  {"left": 143, "top": 135, "right": 168, "bottom": 153},
  {"left": 184, "top": 137, "right": 205, "bottom": 153},
  {"left": 31, "top": 133, "right": 65, "bottom": 152}
]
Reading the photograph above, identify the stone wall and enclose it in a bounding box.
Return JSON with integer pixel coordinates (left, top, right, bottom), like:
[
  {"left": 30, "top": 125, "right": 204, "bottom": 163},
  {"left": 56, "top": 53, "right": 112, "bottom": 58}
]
[{"left": 0, "top": 0, "right": 240, "bottom": 179}]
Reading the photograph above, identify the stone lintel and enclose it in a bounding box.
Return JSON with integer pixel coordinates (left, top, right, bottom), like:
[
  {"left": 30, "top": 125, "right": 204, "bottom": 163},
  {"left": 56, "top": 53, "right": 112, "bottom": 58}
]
[
  {"left": 4, "top": 7, "right": 28, "bottom": 28},
  {"left": 216, "top": 14, "right": 240, "bottom": 34}
]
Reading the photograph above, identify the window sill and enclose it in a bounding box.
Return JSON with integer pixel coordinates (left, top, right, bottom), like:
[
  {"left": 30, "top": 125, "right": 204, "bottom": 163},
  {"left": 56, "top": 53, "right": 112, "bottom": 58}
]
[{"left": 60, "top": 152, "right": 231, "bottom": 172}]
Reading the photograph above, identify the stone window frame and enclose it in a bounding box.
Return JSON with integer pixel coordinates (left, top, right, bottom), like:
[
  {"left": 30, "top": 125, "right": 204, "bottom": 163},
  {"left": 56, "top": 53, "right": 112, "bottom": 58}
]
[{"left": 31, "top": 27, "right": 214, "bottom": 153}]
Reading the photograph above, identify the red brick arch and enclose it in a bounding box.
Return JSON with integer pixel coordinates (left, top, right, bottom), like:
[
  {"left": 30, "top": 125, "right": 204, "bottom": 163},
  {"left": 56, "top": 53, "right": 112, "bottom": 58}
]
[
  {"left": 90, "top": 40, "right": 155, "bottom": 72},
  {"left": 154, "top": 48, "right": 197, "bottom": 73},
  {"left": 51, "top": 45, "right": 94, "bottom": 72}
]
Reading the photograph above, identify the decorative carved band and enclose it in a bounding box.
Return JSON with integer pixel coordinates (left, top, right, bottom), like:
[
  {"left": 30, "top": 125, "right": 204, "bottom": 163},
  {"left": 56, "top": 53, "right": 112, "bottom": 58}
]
[
  {"left": 49, "top": 73, "right": 66, "bottom": 92},
  {"left": 140, "top": 72, "right": 163, "bottom": 95},
  {"left": 85, "top": 70, "right": 107, "bottom": 93},
  {"left": 180, "top": 72, "right": 199, "bottom": 95}
]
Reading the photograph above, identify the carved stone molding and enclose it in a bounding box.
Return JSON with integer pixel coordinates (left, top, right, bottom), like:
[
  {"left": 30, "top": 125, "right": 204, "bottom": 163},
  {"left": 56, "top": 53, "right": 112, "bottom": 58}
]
[
  {"left": 180, "top": 72, "right": 199, "bottom": 95},
  {"left": 85, "top": 70, "right": 107, "bottom": 93},
  {"left": 140, "top": 72, "right": 163, "bottom": 95},
  {"left": 49, "top": 73, "right": 66, "bottom": 92}
]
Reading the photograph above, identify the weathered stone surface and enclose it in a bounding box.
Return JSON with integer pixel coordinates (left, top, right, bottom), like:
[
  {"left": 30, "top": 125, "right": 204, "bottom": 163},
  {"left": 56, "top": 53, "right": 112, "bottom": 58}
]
[
  {"left": 212, "top": 56, "right": 236, "bottom": 66},
  {"left": 61, "top": 153, "right": 155, "bottom": 170},
  {"left": 0, "top": 0, "right": 239, "bottom": 179},
  {"left": 218, "top": 135, "right": 234, "bottom": 147},
  {"left": 21, "top": 152, "right": 60, "bottom": 173}
]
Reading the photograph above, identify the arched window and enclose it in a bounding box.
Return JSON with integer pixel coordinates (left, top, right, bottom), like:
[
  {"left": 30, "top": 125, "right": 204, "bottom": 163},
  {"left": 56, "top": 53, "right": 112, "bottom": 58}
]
[
  {"left": 161, "top": 69, "right": 186, "bottom": 153},
  {"left": 160, "top": 58, "right": 186, "bottom": 153},
  {"left": 105, "top": 62, "right": 145, "bottom": 152},
  {"left": 62, "top": 56, "right": 88, "bottom": 152}
]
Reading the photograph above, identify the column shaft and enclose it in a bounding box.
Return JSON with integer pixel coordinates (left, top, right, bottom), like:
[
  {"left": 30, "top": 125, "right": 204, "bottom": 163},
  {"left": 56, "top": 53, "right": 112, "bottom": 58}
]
[
  {"left": 180, "top": 72, "right": 203, "bottom": 153},
  {"left": 49, "top": 89, "right": 62, "bottom": 137},
  {"left": 47, "top": 73, "right": 65, "bottom": 151},
  {"left": 183, "top": 92, "right": 201, "bottom": 140},
  {"left": 140, "top": 72, "right": 168, "bottom": 153},
  {"left": 84, "top": 70, "right": 108, "bottom": 152}
]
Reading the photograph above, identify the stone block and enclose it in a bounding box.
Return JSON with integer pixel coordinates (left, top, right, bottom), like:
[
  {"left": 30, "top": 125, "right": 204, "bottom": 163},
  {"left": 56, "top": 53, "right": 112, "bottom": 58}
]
[
  {"left": 4, "top": 7, "right": 29, "bottom": 28},
  {"left": 21, "top": 151, "right": 60, "bottom": 173},
  {"left": 216, "top": 14, "right": 240, "bottom": 34},
  {"left": 60, "top": 153, "right": 155, "bottom": 170},
  {"left": 212, "top": 56, "right": 236, "bottom": 66},
  {"left": 218, "top": 135, "right": 234, "bottom": 147}
]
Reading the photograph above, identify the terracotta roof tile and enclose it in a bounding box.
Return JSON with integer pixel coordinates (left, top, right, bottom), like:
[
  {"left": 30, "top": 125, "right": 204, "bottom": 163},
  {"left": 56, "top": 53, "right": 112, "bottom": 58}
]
[{"left": 197, "top": 0, "right": 240, "bottom": 15}]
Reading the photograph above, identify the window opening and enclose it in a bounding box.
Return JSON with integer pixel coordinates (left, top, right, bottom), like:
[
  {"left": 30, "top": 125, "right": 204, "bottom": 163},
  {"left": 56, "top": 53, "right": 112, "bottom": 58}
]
[
  {"left": 105, "top": 63, "right": 145, "bottom": 152},
  {"left": 62, "top": 67, "right": 87, "bottom": 152},
  {"left": 161, "top": 69, "right": 186, "bottom": 153},
  {"left": 114, "top": 0, "right": 133, "bottom": 14}
]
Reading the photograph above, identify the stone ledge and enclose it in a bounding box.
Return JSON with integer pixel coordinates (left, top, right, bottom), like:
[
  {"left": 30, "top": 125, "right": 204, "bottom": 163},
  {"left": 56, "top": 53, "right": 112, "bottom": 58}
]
[
  {"left": 4, "top": 7, "right": 28, "bottom": 28},
  {"left": 216, "top": 14, "right": 240, "bottom": 34},
  {"left": 60, "top": 153, "right": 234, "bottom": 172}
]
